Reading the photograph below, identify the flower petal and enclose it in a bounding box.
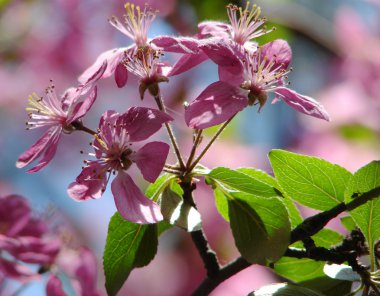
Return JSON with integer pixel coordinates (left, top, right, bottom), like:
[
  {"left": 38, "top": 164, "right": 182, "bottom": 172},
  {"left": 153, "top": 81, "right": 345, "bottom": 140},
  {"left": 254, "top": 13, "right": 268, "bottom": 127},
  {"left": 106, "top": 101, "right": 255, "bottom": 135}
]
[
  {"left": 26, "top": 128, "right": 62, "bottom": 173},
  {"left": 111, "top": 171, "right": 163, "bottom": 224},
  {"left": 67, "top": 162, "right": 108, "bottom": 201},
  {"left": 46, "top": 275, "right": 67, "bottom": 296},
  {"left": 185, "top": 81, "right": 248, "bottom": 129},
  {"left": 132, "top": 141, "right": 169, "bottom": 183},
  {"left": 261, "top": 40, "right": 292, "bottom": 69},
  {"left": 0, "top": 258, "right": 38, "bottom": 282},
  {"left": 115, "top": 63, "right": 128, "bottom": 88},
  {"left": 121, "top": 107, "right": 172, "bottom": 142},
  {"left": 74, "top": 247, "right": 99, "bottom": 294},
  {"left": 274, "top": 87, "right": 330, "bottom": 121},
  {"left": 151, "top": 36, "right": 203, "bottom": 54},
  {"left": 168, "top": 52, "right": 209, "bottom": 77},
  {"left": 69, "top": 87, "right": 97, "bottom": 123},
  {"left": 0, "top": 195, "right": 31, "bottom": 237},
  {"left": 198, "top": 21, "right": 232, "bottom": 39},
  {"left": 78, "top": 48, "right": 128, "bottom": 84}
]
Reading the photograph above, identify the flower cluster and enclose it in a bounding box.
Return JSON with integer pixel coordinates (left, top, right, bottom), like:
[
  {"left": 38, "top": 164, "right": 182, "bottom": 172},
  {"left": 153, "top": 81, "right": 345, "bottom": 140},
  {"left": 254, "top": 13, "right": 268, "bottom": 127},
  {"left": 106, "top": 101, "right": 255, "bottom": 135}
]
[
  {"left": 17, "top": 2, "right": 329, "bottom": 226},
  {"left": 0, "top": 194, "right": 102, "bottom": 296}
]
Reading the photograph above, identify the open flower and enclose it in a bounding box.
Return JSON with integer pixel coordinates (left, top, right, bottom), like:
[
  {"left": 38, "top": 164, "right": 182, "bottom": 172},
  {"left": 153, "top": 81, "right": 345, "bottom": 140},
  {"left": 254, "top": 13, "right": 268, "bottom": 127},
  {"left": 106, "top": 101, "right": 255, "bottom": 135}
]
[
  {"left": 79, "top": 2, "right": 203, "bottom": 88},
  {"left": 68, "top": 107, "right": 172, "bottom": 223},
  {"left": 16, "top": 62, "right": 106, "bottom": 173},
  {"left": 185, "top": 40, "right": 330, "bottom": 129}
]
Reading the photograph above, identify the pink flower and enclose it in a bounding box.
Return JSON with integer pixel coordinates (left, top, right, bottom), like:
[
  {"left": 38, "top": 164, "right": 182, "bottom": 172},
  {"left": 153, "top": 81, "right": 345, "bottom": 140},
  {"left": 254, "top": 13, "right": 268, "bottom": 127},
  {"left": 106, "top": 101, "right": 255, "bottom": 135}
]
[
  {"left": 0, "top": 195, "right": 61, "bottom": 281},
  {"left": 79, "top": 2, "right": 202, "bottom": 88},
  {"left": 68, "top": 107, "right": 172, "bottom": 223},
  {"left": 123, "top": 47, "right": 170, "bottom": 99},
  {"left": 16, "top": 62, "right": 106, "bottom": 173},
  {"left": 185, "top": 40, "right": 330, "bottom": 129}
]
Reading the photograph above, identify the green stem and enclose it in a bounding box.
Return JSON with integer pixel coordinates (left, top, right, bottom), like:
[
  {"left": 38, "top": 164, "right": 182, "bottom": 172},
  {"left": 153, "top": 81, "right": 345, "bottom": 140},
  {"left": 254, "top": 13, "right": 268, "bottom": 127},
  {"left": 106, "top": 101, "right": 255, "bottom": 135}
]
[
  {"left": 154, "top": 94, "right": 186, "bottom": 170},
  {"left": 187, "top": 115, "right": 235, "bottom": 173}
]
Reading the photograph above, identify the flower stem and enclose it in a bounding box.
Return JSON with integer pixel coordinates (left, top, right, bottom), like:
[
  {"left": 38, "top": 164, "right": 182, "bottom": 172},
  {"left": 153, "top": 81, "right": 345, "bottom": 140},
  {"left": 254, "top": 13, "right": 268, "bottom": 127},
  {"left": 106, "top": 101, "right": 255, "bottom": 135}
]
[
  {"left": 71, "top": 121, "right": 97, "bottom": 136},
  {"left": 153, "top": 94, "right": 186, "bottom": 170},
  {"left": 187, "top": 115, "right": 235, "bottom": 173},
  {"left": 186, "top": 129, "right": 203, "bottom": 169}
]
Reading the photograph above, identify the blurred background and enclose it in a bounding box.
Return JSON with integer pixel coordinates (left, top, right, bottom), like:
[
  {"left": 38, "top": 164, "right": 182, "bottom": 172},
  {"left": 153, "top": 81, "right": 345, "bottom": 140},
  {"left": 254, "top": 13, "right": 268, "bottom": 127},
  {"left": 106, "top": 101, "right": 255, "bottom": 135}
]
[{"left": 1, "top": 0, "right": 380, "bottom": 295}]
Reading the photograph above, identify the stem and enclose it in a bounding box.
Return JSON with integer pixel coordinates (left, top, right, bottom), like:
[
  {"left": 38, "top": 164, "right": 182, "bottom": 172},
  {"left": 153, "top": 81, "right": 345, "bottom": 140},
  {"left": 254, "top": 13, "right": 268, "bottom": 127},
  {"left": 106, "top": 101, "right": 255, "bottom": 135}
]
[
  {"left": 71, "top": 121, "right": 97, "bottom": 136},
  {"left": 153, "top": 94, "right": 186, "bottom": 170},
  {"left": 187, "top": 115, "right": 235, "bottom": 173},
  {"left": 186, "top": 130, "right": 203, "bottom": 169}
]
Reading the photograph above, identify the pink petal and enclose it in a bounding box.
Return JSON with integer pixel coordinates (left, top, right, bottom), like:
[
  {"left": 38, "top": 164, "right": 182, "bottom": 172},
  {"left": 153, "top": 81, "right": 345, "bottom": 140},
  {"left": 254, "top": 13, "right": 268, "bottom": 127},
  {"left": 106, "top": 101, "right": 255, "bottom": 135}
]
[
  {"left": 0, "top": 195, "right": 31, "bottom": 237},
  {"left": 97, "top": 110, "right": 120, "bottom": 151},
  {"left": 111, "top": 171, "right": 163, "bottom": 224},
  {"left": 115, "top": 63, "right": 128, "bottom": 88},
  {"left": 261, "top": 40, "right": 292, "bottom": 69},
  {"left": 46, "top": 275, "right": 67, "bottom": 296},
  {"left": 0, "top": 258, "right": 38, "bottom": 282},
  {"left": 74, "top": 247, "right": 98, "bottom": 294},
  {"left": 17, "top": 217, "right": 47, "bottom": 238},
  {"left": 80, "top": 60, "right": 108, "bottom": 88},
  {"left": 218, "top": 65, "right": 244, "bottom": 86},
  {"left": 168, "top": 52, "right": 209, "bottom": 77},
  {"left": 69, "top": 87, "right": 97, "bottom": 123},
  {"left": 78, "top": 48, "right": 128, "bottom": 84},
  {"left": 132, "top": 142, "right": 170, "bottom": 183},
  {"left": 121, "top": 107, "right": 172, "bottom": 142},
  {"left": 185, "top": 81, "right": 248, "bottom": 129},
  {"left": 16, "top": 127, "right": 59, "bottom": 169},
  {"left": 198, "top": 21, "right": 232, "bottom": 39},
  {"left": 26, "top": 128, "right": 62, "bottom": 173},
  {"left": 200, "top": 38, "right": 244, "bottom": 74},
  {"left": 151, "top": 36, "right": 203, "bottom": 54},
  {"left": 67, "top": 162, "right": 108, "bottom": 201},
  {"left": 274, "top": 87, "right": 330, "bottom": 121}
]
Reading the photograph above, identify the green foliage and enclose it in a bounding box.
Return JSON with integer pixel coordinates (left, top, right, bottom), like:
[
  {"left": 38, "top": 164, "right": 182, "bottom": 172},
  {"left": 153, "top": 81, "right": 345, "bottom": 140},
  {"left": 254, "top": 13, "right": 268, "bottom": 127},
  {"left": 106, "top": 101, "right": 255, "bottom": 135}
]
[
  {"left": 145, "top": 173, "right": 176, "bottom": 202},
  {"left": 345, "top": 161, "right": 380, "bottom": 268},
  {"left": 269, "top": 150, "right": 352, "bottom": 210},
  {"left": 103, "top": 213, "right": 158, "bottom": 296},
  {"left": 299, "top": 276, "right": 352, "bottom": 296},
  {"left": 250, "top": 283, "right": 324, "bottom": 296},
  {"left": 340, "top": 216, "right": 357, "bottom": 232}
]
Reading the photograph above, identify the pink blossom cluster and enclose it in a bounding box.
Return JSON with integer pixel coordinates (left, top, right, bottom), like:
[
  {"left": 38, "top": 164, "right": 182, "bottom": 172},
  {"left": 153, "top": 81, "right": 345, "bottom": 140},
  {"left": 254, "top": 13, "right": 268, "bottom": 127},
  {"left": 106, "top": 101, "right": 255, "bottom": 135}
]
[
  {"left": 16, "top": 2, "right": 329, "bottom": 225},
  {"left": 0, "top": 194, "right": 102, "bottom": 296}
]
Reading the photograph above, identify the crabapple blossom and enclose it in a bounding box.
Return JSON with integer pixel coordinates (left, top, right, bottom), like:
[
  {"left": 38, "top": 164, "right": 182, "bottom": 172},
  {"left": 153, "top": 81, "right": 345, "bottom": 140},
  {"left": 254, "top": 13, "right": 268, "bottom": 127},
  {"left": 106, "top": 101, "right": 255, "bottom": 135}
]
[
  {"left": 16, "top": 62, "right": 106, "bottom": 173},
  {"left": 68, "top": 107, "right": 172, "bottom": 223},
  {"left": 185, "top": 40, "right": 330, "bottom": 129}
]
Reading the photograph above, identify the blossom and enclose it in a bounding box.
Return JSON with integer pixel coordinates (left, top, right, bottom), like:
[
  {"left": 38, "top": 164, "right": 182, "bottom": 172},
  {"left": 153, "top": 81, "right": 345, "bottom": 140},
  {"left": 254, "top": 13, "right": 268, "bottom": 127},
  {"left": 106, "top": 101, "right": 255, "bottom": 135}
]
[
  {"left": 68, "top": 107, "right": 172, "bottom": 223},
  {"left": 0, "top": 195, "right": 61, "bottom": 281},
  {"left": 123, "top": 47, "right": 170, "bottom": 99},
  {"left": 185, "top": 40, "right": 330, "bottom": 129},
  {"left": 79, "top": 2, "right": 202, "bottom": 88},
  {"left": 16, "top": 62, "right": 106, "bottom": 173}
]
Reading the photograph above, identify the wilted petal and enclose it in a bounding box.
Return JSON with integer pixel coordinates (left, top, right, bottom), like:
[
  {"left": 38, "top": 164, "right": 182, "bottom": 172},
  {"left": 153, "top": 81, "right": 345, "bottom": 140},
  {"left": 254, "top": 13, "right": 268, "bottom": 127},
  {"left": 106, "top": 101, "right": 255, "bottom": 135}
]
[
  {"left": 261, "top": 40, "right": 292, "bottom": 69},
  {"left": 121, "top": 107, "right": 172, "bottom": 142},
  {"left": 26, "top": 128, "right": 62, "bottom": 173},
  {"left": 115, "top": 63, "right": 128, "bottom": 88},
  {"left": 185, "top": 81, "right": 248, "bottom": 129},
  {"left": 168, "top": 52, "right": 209, "bottom": 77},
  {"left": 111, "top": 171, "right": 163, "bottom": 223},
  {"left": 275, "top": 87, "right": 330, "bottom": 121},
  {"left": 67, "top": 162, "right": 108, "bottom": 201},
  {"left": 46, "top": 275, "right": 67, "bottom": 296},
  {"left": 69, "top": 87, "right": 97, "bottom": 123},
  {"left": 151, "top": 36, "right": 202, "bottom": 54},
  {"left": 198, "top": 21, "right": 231, "bottom": 39},
  {"left": 0, "top": 195, "right": 31, "bottom": 237},
  {"left": 132, "top": 142, "right": 169, "bottom": 183},
  {"left": 78, "top": 48, "right": 128, "bottom": 84}
]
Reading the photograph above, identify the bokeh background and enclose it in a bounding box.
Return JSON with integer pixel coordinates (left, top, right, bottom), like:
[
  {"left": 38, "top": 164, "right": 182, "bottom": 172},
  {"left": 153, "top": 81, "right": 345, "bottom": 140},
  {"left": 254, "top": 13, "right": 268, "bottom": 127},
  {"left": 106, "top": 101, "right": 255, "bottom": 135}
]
[{"left": 1, "top": 0, "right": 380, "bottom": 295}]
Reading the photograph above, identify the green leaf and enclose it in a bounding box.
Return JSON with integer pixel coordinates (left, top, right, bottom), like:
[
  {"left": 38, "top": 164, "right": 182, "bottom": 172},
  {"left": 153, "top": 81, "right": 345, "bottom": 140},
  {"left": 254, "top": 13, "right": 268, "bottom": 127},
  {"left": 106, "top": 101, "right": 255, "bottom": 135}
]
[
  {"left": 228, "top": 192, "right": 290, "bottom": 264},
  {"left": 145, "top": 173, "right": 176, "bottom": 201},
  {"left": 160, "top": 186, "right": 202, "bottom": 232},
  {"left": 345, "top": 161, "right": 380, "bottom": 268},
  {"left": 250, "top": 283, "right": 324, "bottom": 296},
  {"left": 208, "top": 167, "right": 280, "bottom": 198},
  {"left": 214, "top": 187, "right": 229, "bottom": 221},
  {"left": 269, "top": 150, "right": 352, "bottom": 210},
  {"left": 103, "top": 213, "right": 158, "bottom": 296},
  {"left": 300, "top": 276, "right": 352, "bottom": 296},
  {"left": 323, "top": 264, "right": 360, "bottom": 282},
  {"left": 340, "top": 216, "right": 357, "bottom": 232},
  {"left": 236, "top": 167, "right": 279, "bottom": 188},
  {"left": 274, "top": 229, "right": 343, "bottom": 282}
]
